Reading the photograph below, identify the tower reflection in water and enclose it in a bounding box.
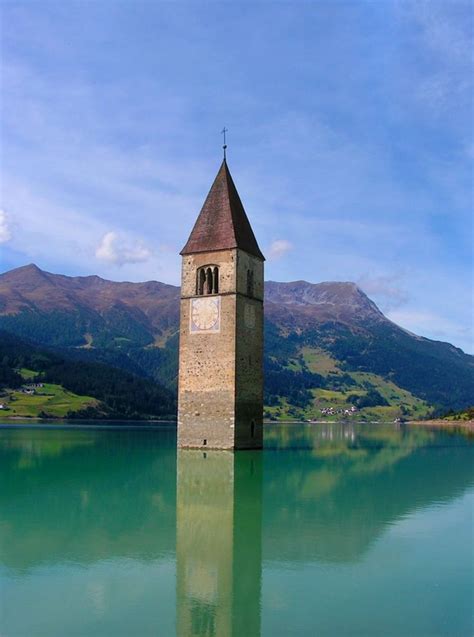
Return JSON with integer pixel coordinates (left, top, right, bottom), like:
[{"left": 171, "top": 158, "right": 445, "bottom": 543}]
[{"left": 176, "top": 450, "right": 262, "bottom": 637}]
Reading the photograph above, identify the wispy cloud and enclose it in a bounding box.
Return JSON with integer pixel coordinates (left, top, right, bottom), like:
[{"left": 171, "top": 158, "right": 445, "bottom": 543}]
[
  {"left": 396, "top": 0, "right": 472, "bottom": 114},
  {"left": 267, "top": 239, "right": 293, "bottom": 261},
  {"left": 0, "top": 178, "right": 179, "bottom": 282},
  {"left": 401, "top": 0, "right": 472, "bottom": 62},
  {"left": 357, "top": 273, "right": 409, "bottom": 311},
  {"left": 95, "top": 231, "right": 152, "bottom": 266},
  {"left": 387, "top": 308, "right": 472, "bottom": 352},
  {"left": 0, "top": 211, "right": 11, "bottom": 244}
]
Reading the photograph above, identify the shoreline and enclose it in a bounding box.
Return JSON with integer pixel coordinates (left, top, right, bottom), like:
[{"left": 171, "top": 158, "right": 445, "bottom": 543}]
[
  {"left": 407, "top": 419, "right": 474, "bottom": 432},
  {"left": 0, "top": 415, "right": 176, "bottom": 423},
  {"left": 0, "top": 417, "right": 177, "bottom": 429},
  {"left": 1, "top": 416, "right": 473, "bottom": 433}
]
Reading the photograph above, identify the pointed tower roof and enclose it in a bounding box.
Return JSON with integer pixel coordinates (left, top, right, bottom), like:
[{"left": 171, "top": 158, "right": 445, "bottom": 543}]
[{"left": 180, "top": 160, "right": 265, "bottom": 260}]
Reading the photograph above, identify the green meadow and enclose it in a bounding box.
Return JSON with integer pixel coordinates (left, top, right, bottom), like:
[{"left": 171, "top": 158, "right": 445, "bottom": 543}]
[
  {"left": 265, "top": 346, "right": 430, "bottom": 422},
  {"left": 1, "top": 370, "right": 97, "bottom": 418}
]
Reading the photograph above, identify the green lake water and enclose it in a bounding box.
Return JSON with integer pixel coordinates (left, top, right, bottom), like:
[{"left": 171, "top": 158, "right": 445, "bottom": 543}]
[{"left": 0, "top": 422, "right": 472, "bottom": 637}]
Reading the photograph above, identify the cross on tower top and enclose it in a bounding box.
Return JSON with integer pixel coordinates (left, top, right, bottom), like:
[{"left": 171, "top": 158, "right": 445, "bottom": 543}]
[{"left": 221, "top": 127, "right": 228, "bottom": 160}]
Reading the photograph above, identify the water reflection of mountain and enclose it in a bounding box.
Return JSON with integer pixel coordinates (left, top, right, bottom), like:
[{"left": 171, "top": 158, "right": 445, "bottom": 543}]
[
  {"left": 0, "top": 425, "right": 472, "bottom": 573},
  {"left": 0, "top": 427, "right": 178, "bottom": 570},
  {"left": 263, "top": 424, "right": 474, "bottom": 563}
]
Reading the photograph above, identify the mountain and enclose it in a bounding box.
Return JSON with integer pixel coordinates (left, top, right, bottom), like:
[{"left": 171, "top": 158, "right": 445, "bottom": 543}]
[
  {"left": 266, "top": 280, "right": 386, "bottom": 327},
  {"left": 1, "top": 264, "right": 472, "bottom": 418},
  {"left": 0, "top": 263, "right": 179, "bottom": 345}
]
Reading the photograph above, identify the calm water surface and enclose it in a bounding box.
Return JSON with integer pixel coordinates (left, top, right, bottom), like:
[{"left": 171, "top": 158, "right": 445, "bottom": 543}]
[{"left": 0, "top": 422, "right": 472, "bottom": 637}]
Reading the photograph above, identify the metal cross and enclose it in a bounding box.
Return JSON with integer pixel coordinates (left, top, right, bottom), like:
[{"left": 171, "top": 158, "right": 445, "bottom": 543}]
[{"left": 221, "top": 127, "right": 228, "bottom": 159}]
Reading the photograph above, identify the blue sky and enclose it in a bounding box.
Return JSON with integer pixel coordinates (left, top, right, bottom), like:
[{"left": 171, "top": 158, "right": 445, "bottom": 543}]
[{"left": 1, "top": 1, "right": 472, "bottom": 353}]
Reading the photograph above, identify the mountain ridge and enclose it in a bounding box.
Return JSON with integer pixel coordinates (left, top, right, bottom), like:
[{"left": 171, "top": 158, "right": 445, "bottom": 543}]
[
  {"left": 0, "top": 264, "right": 446, "bottom": 341},
  {"left": 0, "top": 264, "right": 472, "bottom": 416}
]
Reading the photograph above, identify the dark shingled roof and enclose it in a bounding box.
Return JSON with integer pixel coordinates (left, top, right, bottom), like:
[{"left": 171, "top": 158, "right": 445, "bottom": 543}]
[{"left": 180, "top": 160, "right": 265, "bottom": 260}]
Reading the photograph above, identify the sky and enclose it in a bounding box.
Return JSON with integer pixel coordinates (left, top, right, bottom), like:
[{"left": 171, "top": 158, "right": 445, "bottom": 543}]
[{"left": 0, "top": 0, "right": 472, "bottom": 353}]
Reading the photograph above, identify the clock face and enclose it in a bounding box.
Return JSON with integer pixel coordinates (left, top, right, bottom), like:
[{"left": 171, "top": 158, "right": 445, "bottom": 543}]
[
  {"left": 244, "top": 303, "right": 256, "bottom": 329},
  {"left": 190, "top": 297, "right": 220, "bottom": 333}
]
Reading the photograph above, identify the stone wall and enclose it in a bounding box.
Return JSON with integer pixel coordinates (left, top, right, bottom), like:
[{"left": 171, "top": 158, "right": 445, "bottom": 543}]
[
  {"left": 181, "top": 250, "right": 236, "bottom": 298},
  {"left": 178, "top": 289, "right": 237, "bottom": 449},
  {"left": 235, "top": 251, "right": 264, "bottom": 301},
  {"left": 178, "top": 248, "right": 264, "bottom": 450},
  {"left": 235, "top": 294, "right": 264, "bottom": 448}
]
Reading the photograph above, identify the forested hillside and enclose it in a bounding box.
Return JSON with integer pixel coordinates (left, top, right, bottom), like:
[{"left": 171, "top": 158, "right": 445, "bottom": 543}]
[{"left": 0, "top": 331, "right": 176, "bottom": 419}]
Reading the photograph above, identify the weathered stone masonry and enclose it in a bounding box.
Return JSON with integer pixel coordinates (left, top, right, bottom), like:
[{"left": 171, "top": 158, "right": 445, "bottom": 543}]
[{"left": 177, "top": 160, "right": 265, "bottom": 450}]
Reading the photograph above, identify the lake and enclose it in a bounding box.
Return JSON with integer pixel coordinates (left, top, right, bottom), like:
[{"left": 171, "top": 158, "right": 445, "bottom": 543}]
[{"left": 0, "top": 422, "right": 472, "bottom": 636}]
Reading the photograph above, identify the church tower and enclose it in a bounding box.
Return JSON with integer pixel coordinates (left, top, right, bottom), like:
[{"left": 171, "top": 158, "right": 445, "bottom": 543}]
[{"left": 178, "top": 159, "right": 265, "bottom": 449}]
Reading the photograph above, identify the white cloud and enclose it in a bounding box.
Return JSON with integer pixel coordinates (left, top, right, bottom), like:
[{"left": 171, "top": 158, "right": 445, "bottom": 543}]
[
  {"left": 1, "top": 177, "right": 180, "bottom": 283},
  {"left": 387, "top": 308, "right": 473, "bottom": 353},
  {"left": 0, "top": 210, "right": 12, "bottom": 243},
  {"left": 95, "top": 231, "right": 152, "bottom": 266},
  {"left": 268, "top": 239, "right": 293, "bottom": 260},
  {"left": 357, "top": 273, "right": 409, "bottom": 311}
]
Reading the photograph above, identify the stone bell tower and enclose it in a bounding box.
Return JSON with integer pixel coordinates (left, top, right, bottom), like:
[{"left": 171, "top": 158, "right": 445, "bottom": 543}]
[{"left": 178, "top": 159, "right": 265, "bottom": 449}]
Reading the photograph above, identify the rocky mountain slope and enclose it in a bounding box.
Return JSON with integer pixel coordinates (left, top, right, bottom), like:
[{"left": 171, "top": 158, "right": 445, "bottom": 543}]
[
  {"left": 0, "top": 265, "right": 450, "bottom": 342},
  {"left": 1, "top": 264, "right": 472, "bottom": 418},
  {"left": 265, "top": 280, "right": 386, "bottom": 327},
  {"left": 0, "top": 264, "right": 179, "bottom": 345}
]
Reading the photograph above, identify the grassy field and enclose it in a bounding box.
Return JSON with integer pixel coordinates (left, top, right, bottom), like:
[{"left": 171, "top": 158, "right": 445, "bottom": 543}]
[
  {"left": 443, "top": 407, "right": 474, "bottom": 422},
  {"left": 0, "top": 370, "right": 98, "bottom": 418},
  {"left": 19, "top": 368, "right": 39, "bottom": 379},
  {"left": 3, "top": 384, "right": 98, "bottom": 418},
  {"left": 266, "top": 347, "right": 431, "bottom": 422},
  {"left": 348, "top": 371, "right": 429, "bottom": 418},
  {"left": 301, "top": 347, "right": 340, "bottom": 375}
]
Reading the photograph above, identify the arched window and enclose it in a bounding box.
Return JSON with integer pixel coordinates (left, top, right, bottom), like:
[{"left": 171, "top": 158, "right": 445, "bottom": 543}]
[
  {"left": 247, "top": 269, "right": 254, "bottom": 297},
  {"left": 196, "top": 266, "right": 219, "bottom": 295},
  {"left": 198, "top": 268, "right": 206, "bottom": 295}
]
